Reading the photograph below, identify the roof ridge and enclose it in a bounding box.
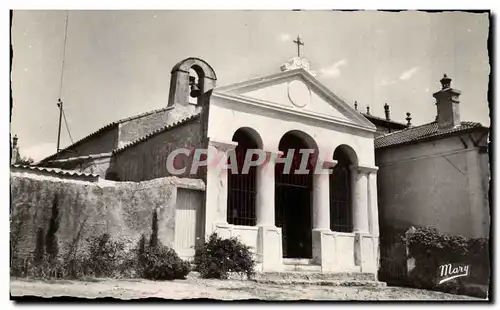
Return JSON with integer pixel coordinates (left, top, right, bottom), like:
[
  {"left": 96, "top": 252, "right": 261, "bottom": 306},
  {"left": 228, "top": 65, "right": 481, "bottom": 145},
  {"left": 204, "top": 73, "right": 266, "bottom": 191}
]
[
  {"left": 362, "top": 113, "right": 408, "bottom": 126},
  {"left": 376, "top": 121, "right": 437, "bottom": 140},
  {"left": 115, "top": 106, "right": 174, "bottom": 123},
  {"left": 375, "top": 120, "right": 487, "bottom": 149},
  {"left": 11, "top": 164, "right": 99, "bottom": 178},
  {"left": 112, "top": 112, "right": 201, "bottom": 155}
]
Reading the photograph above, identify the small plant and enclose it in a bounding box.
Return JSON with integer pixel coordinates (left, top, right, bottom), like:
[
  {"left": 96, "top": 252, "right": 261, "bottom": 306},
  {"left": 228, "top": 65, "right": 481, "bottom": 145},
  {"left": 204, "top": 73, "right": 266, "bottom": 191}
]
[
  {"left": 194, "top": 233, "right": 255, "bottom": 280},
  {"left": 140, "top": 244, "right": 191, "bottom": 280},
  {"left": 149, "top": 209, "right": 158, "bottom": 248},
  {"left": 33, "top": 228, "right": 45, "bottom": 264},
  {"left": 136, "top": 234, "right": 147, "bottom": 274},
  {"left": 45, "top": 194, "right": 60, "bottom": 261},
  {"left": 87, "top": 233, "right": 125, "bottom": 277},
  {"left": 138, "top": 211, "right": 190, "bottom": 281}
]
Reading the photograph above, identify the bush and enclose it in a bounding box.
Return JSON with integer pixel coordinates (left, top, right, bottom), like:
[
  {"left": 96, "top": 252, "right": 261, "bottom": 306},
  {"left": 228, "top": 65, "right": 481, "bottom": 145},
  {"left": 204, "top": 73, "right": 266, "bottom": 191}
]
[
  {"left": 87, "top": 233, "right": 125, "bottom": 277},
  {"left": 11, "top": 205, "right": 191, "bottom": 282},
  {"left": 149, "top": 209, "right": 159, "bottom": 248},
  {"left": 45, "top": 194, "right": 60, "bottom": 261},
  {"left": 403, "top": 226, "right": 490, "bottom": 297},
  {"left": 140, "top": 244, "right": 191, "bottom": 280},
  {"left": 34, "top": 228, "right": 45, "bottom": 264},
  {"left": 194, "top": 233, "right": 255, "bottom": 279}
]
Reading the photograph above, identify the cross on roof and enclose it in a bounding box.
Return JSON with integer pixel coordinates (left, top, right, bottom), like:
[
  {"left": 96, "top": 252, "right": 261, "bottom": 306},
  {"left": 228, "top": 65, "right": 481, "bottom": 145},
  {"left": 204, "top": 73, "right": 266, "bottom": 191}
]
[{"left": 293, "top": 35, "right": 304, "bottom": 58}]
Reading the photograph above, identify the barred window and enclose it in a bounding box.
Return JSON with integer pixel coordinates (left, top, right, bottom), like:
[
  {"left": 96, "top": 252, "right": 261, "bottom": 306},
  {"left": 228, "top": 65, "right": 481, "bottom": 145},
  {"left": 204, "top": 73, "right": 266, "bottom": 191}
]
[
  {"left": 330, "top": 147, "right": 354, "bottom": 232},
  {"left": 227, "top": 129, "right": 259, "bottom": 226}
]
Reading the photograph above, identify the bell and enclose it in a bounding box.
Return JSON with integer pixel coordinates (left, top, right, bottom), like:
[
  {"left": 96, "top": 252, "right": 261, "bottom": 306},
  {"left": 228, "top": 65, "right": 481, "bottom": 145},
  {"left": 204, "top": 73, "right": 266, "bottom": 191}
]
[
  {"left": 190, "top": 83, "right": 201, "bottom": 98},
  {"left": 189, "top": 76, "right": 201, "bottom": 98}
]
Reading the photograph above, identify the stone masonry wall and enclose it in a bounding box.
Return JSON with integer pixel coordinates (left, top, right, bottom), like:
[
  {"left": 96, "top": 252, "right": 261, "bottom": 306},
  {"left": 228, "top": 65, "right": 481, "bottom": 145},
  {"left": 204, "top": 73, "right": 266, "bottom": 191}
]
[
  {"left": 118, "top": 109, "right": 172, "bottom": 149},
  {"left": 118, "top": 106, "right": 200, "bottom": 149},
  {"left": 114, "top": 117, "right": 204, "bottom": 182},
  {"left": 10, "top": 170, "right": 205, "bottom": 260},
  {"left": 52, "top": 126, "right": 119, "bottom": 160}
]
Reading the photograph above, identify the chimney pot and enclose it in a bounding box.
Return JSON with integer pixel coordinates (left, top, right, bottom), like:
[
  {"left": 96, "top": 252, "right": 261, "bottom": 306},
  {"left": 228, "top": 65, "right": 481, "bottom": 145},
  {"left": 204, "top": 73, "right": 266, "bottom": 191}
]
[
  {"left": 366, "top": 106, "right": 370, "bottom": 115},
  {"left": 433, "top": 74, "right": 461, "bottom": 129},
  {"left": 406, "top": 113, "right": 412, "bottom": 126},
  {"left": 384, "top": 103, "right": 390, "bottom": 120},
  {"left": 354, "top": 101, "right": 358, "bottom": 111},
  {"left": 11, "top": 134, "right": 19, "bottom": 165},
  {"left": 440, "top": 73, "right": 452, "bottom": 90}
]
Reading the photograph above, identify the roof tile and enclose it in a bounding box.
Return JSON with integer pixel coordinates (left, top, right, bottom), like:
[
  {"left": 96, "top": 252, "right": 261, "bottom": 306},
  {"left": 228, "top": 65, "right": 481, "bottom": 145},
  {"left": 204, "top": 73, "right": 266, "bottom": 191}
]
[
  {"left": 375, "top": 121, "right": 487, "bottom": 149},
  {"left": 11, "top": 164, "right": 99, "bottom": 178},
  {"left": 112, "top": 112, "right": 201, "bottom": 154}
]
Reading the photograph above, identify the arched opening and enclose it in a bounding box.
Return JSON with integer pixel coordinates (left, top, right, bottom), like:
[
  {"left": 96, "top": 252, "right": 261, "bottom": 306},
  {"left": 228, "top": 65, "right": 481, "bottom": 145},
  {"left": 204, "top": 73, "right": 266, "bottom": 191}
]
[
  {"left": 188, "top": 65, "right": 206, "bottom": 105},
  {"left": 227, "top": 128, "right": 262, "bottom": 226},
  {"left": 275, "top": 131, "right": 317, "bottom": 259},
  {"left": 188, "top": 68, "right": 200, "bottom": 104},
  {"left": 330, "top": 145, "right": 357, "bottom": 232}
]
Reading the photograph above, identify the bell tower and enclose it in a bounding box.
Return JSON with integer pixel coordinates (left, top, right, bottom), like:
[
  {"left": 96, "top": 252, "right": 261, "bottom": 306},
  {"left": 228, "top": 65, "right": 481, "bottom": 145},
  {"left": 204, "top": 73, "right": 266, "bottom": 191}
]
[{"left": 168, "top": 57, "right": 217, "bottom": 107}]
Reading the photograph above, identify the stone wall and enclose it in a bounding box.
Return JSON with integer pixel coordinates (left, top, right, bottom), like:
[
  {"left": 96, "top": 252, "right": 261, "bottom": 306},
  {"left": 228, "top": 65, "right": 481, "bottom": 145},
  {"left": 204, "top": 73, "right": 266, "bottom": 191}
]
[
  {"left": 54, "top": 126, "right": 119, "bottom": 160},
  {"left": 114, "top": 116, "right": 205, "bottom": 182},
  {"left": 118, "top": 106, "right": 200, "bottom": 149},
  {"left": 118, "top": 109, "right": 172, "bottom": 149},
  {"left": 10, "top": 170, "right": 205, "bottom": 260}
]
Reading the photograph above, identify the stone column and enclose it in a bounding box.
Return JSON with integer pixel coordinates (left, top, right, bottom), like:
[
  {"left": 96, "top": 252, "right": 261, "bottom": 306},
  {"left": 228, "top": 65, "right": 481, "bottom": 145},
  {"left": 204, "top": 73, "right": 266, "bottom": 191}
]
[
  {"left": 350, "top": 166, "right": 369, "bottom": 234},
  {"left": 206, "top": 140, "right": 238, "bottom": 238},
  {"left": 312, "top": 159, "right": 336, "bottom": 266},
  {"left": 312, "top": 160, "right": 337, "bottom": 230},
  {"left": 256, "top": 151, "right": 277, "bottom": 227},
  {"left": 351, "top": 164, "right": 379, "bottom": 273},
  {"left": 367, "top": 169, "right": 379, "bottom": 237},
  {"left": 367, "top": 168, "right": 380, "bottom": 274},
  {"left": 256, "top": 150, "right": 284, "bottom": 271}
]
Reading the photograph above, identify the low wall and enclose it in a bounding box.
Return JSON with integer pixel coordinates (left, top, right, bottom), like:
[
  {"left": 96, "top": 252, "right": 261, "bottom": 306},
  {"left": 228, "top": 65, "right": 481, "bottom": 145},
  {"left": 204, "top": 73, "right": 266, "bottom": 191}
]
[{"left": 10, "top": 169, "right": 205, "bottom": 261}]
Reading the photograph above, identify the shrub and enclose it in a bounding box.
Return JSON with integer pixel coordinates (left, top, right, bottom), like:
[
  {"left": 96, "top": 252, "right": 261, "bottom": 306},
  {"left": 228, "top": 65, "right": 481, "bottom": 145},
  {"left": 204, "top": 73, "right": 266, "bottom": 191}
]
[
  {"left": 45, "top": 194, "right": 60, "bottom": 261},
  {"left": 149, "top": 209, "right": 158, "bottom": 248},
  {"left": 33, "top": 228, "right": 45, "bottom": 264},
  {"left": 87, "top": 233, "right": 125, "bottom": 277},
  {"left": 194, "top": 233, "right": 255, "bottom": 279},
  {"left": 403, "top": 226, "right": 490, "bottom": 297},
  {"left": 140, "top": 244, "right": 191, "bottom": 280},
  {"left": 136, "top": 234, "right": 147, "bottom": 274},
  {"left": 138, "top": 208, "right": 190, "bottom": 281}
]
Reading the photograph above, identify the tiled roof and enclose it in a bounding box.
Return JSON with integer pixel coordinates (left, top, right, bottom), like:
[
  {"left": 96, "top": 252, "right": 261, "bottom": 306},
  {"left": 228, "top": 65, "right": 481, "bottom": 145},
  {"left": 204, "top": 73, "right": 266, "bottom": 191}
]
[
  {"left": 362, "top": 113, "right": 408, "bottom": 128},
  {"left": 41, "top": 106, "right": 174, "bottom": 162},
  {"left": 44, "top": 153, "right": 112, "bottom": 164},
  {"left": 112, "top": 112, "right": 201, "bottom": 154},
  {"left": 11, "top": 164, "right": 99, "bottom": 178},
  {"left": 375, "top": 121, "right": 487, "bottom": 149}
]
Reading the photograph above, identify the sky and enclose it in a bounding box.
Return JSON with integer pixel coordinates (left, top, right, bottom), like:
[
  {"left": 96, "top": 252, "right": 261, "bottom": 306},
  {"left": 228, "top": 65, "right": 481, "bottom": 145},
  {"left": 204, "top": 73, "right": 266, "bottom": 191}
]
[{"left": 11, "top": 10, "right": 490, "bottom": 161}]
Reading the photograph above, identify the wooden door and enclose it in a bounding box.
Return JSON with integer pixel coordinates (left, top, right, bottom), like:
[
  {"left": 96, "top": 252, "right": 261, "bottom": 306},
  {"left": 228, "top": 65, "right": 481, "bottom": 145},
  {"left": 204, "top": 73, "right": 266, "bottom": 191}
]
[{"left": 174, "top": 188, "right": 204, "bottom": 258}]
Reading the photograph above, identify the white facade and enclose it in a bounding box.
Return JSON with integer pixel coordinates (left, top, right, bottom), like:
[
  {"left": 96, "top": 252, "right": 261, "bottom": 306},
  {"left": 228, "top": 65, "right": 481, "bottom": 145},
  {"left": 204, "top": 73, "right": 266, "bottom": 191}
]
[{"left": 203, "top": 67, "right": 380, "bottom": 274}]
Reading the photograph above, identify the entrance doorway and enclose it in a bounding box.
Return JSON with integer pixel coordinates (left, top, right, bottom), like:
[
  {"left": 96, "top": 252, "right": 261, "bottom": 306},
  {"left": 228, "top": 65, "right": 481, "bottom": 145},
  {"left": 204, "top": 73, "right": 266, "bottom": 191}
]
[
  {"left": 275, "top": 132, "right": 315, "bottom": 259},
  {"left": 174, "top": 188, "right": 204, "bottom": 258}
]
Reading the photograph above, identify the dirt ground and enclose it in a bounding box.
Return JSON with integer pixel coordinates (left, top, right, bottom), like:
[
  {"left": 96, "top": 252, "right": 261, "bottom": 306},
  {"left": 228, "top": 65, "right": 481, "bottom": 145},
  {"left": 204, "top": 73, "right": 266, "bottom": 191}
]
[{"left": 10, "top": 277, "right": 485, "bottom": 301}]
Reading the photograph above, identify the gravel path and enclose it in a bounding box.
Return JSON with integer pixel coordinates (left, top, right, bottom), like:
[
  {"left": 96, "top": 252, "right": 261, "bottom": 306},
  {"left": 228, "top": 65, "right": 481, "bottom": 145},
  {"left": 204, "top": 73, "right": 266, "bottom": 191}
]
[{"left": 10, "top": 277, "right": 484, "bottom": 301}]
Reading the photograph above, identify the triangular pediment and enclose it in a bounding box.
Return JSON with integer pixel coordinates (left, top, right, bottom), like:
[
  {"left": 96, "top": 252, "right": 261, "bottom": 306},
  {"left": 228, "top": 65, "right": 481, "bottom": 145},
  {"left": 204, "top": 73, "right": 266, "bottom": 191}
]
[{"left": 214, "top": 69, "right": 376, "bottom": 131}]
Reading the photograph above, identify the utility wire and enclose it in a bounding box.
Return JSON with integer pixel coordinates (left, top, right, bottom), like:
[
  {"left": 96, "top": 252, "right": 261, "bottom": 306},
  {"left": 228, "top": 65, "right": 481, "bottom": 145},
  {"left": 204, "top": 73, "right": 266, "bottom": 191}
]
[
  {"left": 62, "top": 107, "right": 74, "bottom": 144},
  {"left": 58, "top": 10, "right": 69, "bottom": 101}
]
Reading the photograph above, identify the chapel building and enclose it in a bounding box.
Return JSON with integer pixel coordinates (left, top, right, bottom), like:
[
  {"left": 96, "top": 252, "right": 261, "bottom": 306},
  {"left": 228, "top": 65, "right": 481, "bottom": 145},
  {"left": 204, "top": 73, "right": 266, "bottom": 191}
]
[{"left": 39, "top": 55, "right": 382, "bottom": 274}]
